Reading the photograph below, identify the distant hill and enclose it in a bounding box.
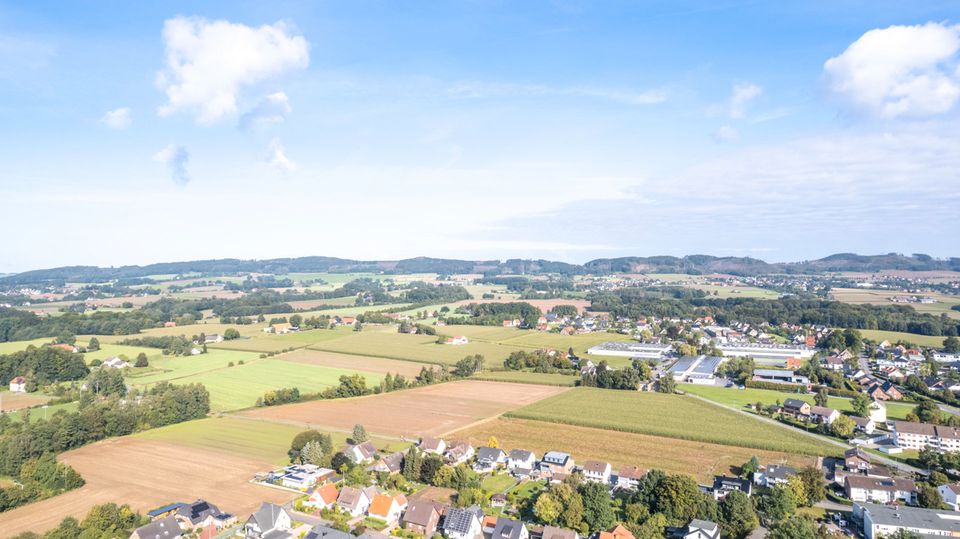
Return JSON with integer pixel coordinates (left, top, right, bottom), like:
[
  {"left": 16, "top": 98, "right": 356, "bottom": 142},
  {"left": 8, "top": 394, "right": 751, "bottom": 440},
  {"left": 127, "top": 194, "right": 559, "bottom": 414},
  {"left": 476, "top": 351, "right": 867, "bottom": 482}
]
[{"left": 2, "top": 253, "right": 958, "bottom": 285}]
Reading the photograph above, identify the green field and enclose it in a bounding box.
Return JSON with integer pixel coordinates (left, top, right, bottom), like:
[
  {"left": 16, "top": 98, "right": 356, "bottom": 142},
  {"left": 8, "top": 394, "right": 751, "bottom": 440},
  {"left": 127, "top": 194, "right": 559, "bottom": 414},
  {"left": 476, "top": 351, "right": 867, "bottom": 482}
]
[
  {"left": 122, "top": 349, "right": 262, "bottom": 385},
  {"left": 505, "top": 387, "right": 839, "bottom": 456},
  {"left": 473, "top": 371, "right": 579, "bottom": 386},
  {"left": 80, "top": 343, "right": 165, "bottom": 365},
  {"left": 210, "top": 326, "right": 356, "bottom": 353},
  {"left": 0, "top": 338, "right": 54, "bottom": 355},
  {"left": 130, "top": 357, "right": 383, "bottom": 412},
  {"left": 680, "top": 384, "right": 917, "bottom": 420},
  {"left": 5, "top": 401, "right": 79, "bottom": 423},
  {"left": 134, "top": 416, "right": 312, "bottom": 463},
  {"left": 308, "top": 328, "right": 530, "bottom": 366},
  {"left": 857, "top": 329, "right": 950, "bottom": 348}
]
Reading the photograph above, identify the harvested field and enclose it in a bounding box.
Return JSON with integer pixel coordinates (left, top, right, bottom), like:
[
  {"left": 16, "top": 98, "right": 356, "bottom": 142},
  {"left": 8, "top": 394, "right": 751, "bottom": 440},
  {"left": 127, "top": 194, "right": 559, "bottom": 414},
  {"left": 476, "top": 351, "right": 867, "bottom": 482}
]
[
  {"left": 239, "top": 380, "right": 568, "bottom": 438},
  {"left": 0, "top": 391, "right": 50, "bottom": 411},
  {"left": 0, "top": 437, "right": 295, "bottom": 537},
  {"left": 454, "top": 417, "right": 816, "bottom": 483},
  {"left": 831, "top": 287, "right": 960, "bottom": 320},
  {"left": 408, "top": 486, "right": 456, "bottom": 504},
  {"left": 280, "top": 349, "right": 426, "bottom": 377}
]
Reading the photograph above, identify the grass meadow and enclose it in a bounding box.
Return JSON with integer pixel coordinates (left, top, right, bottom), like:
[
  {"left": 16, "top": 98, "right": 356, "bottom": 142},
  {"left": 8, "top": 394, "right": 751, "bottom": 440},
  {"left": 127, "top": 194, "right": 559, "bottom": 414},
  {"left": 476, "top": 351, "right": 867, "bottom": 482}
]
[
  {"left": 308, "top": 328, "right": 530, "bottom": 365},
  {"left": 504, "top": 387, "right": 838, "bottom": 455}
]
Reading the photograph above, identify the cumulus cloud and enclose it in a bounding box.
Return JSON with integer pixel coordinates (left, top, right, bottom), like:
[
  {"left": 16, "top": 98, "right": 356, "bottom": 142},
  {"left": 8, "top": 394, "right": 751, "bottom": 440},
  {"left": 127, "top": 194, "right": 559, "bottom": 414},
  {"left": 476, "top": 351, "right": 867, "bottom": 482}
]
[
  {"left": 729, "top": 82, "right": 762, "bottom": 119},
  {"left": 824, "top": 22, "right": 960, "bottom": 117},
  {"left": 156, "top": 16, "right": 309, "bottom": 124},
  {"left": 266, "top": 138, "right": 296, "bottom": 173},
  {"left": 153, "top": 144, "right": 190, "bottom": 184},
  {"left": 238, "top": 91, "right": 292, "bottom": 129},
  {"left": 100, "top": 107, "right": 132, "bottom": 129},
  {"left": 711, "top": 125, "right": 739, "bottom": 142}
]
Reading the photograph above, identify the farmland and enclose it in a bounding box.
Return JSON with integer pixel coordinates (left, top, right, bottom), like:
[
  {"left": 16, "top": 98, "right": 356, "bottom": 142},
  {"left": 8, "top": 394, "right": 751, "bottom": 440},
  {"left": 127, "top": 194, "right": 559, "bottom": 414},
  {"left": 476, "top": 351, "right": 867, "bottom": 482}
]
[
  {"left": 209, "top": 326, "right": 356, "bottom": 353},
  {"left": 679, "top": 384, "right": 917, "bottom": 420},
  {"left": 279, "top": 349, "right": 426, "bottom": 377},
  {"left": 454, "top": 417, "right": 817, "bottom": 483},
  {"left": 857, "top": 329, "right": 952, "bottom": 348},
  {"left": 505, "top": 387, "right": 839, "bottom": 455},
  {"left": 239, "top": 380, "right": 569, "bottom": 438},
  {"left": 308, "top": 328, "right": 531, "bottom": 366},
  {"left": 0, "top": 390, "right": 50, "bottom": 411},
  {"left": 473, "top": 371, "right": 579, "bottom": 386},
  {"left": 831, "top": 287, "right": 960, "bottom": 320},
  {"left": 0, "top": 436, "right": 296, "bottom": 537}
]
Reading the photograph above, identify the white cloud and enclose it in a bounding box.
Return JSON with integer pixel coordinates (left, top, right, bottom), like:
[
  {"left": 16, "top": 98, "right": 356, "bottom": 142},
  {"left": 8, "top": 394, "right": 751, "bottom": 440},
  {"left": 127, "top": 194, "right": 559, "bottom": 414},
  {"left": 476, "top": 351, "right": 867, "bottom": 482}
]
[
  {"left": 824, "top": 22, "right": 960, "bottom": 117},
  {"left": 156, "top": 16, "right": 309, "bottom": 124},
  {"left": 266, "top": 138, "right": 296, "bottom": 173},
  {"left": 153, "top": 144, "right": 190, "bottom": 184},
  {"left": 238, "top": 92, "right": 292, "bottom": 129},
  {"left": 729, "top": 82, "right": 762, "bottom": 119},
  {"left": 711, "top": 125, "right": 738, "bottom": 142},
  {"left": 100, "top": 107, "right": 132, "bottom": 129}
]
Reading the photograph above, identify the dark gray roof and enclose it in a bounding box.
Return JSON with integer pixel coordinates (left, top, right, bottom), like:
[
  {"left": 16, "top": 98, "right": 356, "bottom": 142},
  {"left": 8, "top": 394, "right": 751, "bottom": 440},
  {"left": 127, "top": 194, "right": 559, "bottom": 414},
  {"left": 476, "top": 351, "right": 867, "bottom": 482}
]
[
  {"left": 476, "top": 447, "right": 505, "bottom": 463},
  {"left": 133, "top": 516, "right": 182, "bottom": 539},
  {"left": 176, "top": 499, "right": 221, "bottom": 525},
  {"left": 508, "top": 449, "right": 534, "bottom": 461},
  {"left": 761, "top": 464, "right": 796, "bottom": 481},
  {"left": 248, "top": 502, "right": 288, "bottom": 531},
  {"left": 858, "top": 503, "right": 960, "bottom": 533},
  {"left": 712, "top": 476, "right": 752, "bottom": 495},
  {"left": 443, "top": 505, "right": 483, "bottom": 534},
  {"left": 304, "top": 525, "right": 354, "bottom": 539},
  {"left": 492, "top": 517, "right": 527, "bottom": 539}
]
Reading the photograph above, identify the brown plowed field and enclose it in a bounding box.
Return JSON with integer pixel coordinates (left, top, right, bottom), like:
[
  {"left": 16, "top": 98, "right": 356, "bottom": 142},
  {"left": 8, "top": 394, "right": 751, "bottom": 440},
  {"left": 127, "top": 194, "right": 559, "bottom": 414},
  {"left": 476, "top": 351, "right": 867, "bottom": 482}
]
[{"left": 239, "top": 380, "right": 568, "bottom": 438}]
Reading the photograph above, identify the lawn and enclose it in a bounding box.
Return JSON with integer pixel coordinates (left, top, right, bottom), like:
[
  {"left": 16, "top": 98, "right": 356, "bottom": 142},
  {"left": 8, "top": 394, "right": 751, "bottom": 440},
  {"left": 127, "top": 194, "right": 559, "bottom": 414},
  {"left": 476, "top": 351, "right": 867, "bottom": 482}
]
[
  {"left": 504, "top": 387, "right": 838, "bottom": 455},
  {"left": 679, "top": 384, "right": 917, "bottom": 420},
  {"left": 481, "top": 473, "right": 518, "bottom": 493},
  {"left": 308, "top": 328, "right": 530, "bottom": 366},
  {"left": 130, "top": 358, "right": 383, "bottom": 412},
  {"left": 473, "top": 371, "right": 579, "bottom": 386},
  {"left": 856, "top": 329, "right": 951, "bottom": 348}
]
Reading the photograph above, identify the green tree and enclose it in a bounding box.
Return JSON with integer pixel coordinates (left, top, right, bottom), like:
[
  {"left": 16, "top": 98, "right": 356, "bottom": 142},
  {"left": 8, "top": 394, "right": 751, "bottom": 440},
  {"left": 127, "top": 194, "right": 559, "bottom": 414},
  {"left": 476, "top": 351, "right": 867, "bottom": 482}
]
[
  {"left": 658, "top": 372, "right": 676, "bottom": 394},
  {"left": 814, "top": 388, "right": 828, "bottom": 407},
  {"left": 740, "top": 456, "right": 759, "bottom": 478},
  {"left": 87, "top": 337, "right": 100, "bottom": 351},
  {"left": 831, "top": 414, "right": 855, "bottom": 438},
  {"left": 655, "top": 474, "right": 703, "bottom": 522},
  {"left": 534, "top": 492, "right": 562, "bottom": 524},
  {"left": 944, "top": 336, "right": 960, "bottom": 354},
  {"left": 797, "top": 467, "right": 825, "bottom": 506},
  {"left": 402, "top": 447, "right": 422, "bottom": 482},
  {"left": 758, "top": 484, "right": 797, "bottom": 522},
  {"left": 289, "top": 430, "right": 326, "bottom": 463},
  {"left": 766, "top": 515, "right": 821, "bottom": 539},
  {"left": 918, "top": 483, "right": 945, "bottom": 509},
  {"left": 301, "top": 440, "right": 327, "bottom": 466},
  {"left": 352, "top": 424, "right": 369, "bottom": 443},
  {"left": 134, "top": 352, "right": 149, "bottom": 368},
  {"left": 852, "top": 393, "right": 870, "bottom": 417},
  {"left": 580, "top": 481, "right": 616, "bottom": 531},
  {"left": 223, "top": 328, "right": 241, "bottom": 340},
  {"left": 719, "top": 490, "right": 758, "bottom": 539}
]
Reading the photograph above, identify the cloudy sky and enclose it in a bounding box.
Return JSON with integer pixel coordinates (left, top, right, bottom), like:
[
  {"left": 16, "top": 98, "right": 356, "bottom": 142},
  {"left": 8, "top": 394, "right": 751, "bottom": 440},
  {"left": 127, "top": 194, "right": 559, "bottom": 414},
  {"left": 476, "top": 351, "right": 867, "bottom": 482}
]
[{"left": 1, "top": 1, "right": 959, "bottom": 272}]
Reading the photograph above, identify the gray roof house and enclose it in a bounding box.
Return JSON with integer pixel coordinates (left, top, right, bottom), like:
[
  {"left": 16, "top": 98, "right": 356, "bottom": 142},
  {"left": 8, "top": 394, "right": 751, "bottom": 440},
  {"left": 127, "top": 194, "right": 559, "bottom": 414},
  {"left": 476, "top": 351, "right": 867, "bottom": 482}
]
[
  {"left": 753, "top": 464, "right": 796, "bottom": 488},
  {"left": 474, "top": 447, "right": 506, "bottom": 471},
  {"left": 492, "top": 517, "right": 529, "bottom": 539},
  {"left": 304, "top": 525, "right": 355, "bottom": 539},
  {"left": 175, "top": 499, "right": 227, "bottom": 527},
  {"left": 244, "top": 502, "right": 292, "bottom": 539},
  {"left": 443, "top": 505, "right": 484, "bottom": 539},
  {"left": 130, "top": 516, "right": 183, "bottom": 539}
]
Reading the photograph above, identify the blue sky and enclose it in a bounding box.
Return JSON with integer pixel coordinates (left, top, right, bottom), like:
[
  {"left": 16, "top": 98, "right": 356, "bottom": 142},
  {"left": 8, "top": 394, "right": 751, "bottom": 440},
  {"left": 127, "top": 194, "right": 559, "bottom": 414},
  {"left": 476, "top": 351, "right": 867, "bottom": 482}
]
[{"left": 1, "top": 1, "right": 959, "bottom": 272}]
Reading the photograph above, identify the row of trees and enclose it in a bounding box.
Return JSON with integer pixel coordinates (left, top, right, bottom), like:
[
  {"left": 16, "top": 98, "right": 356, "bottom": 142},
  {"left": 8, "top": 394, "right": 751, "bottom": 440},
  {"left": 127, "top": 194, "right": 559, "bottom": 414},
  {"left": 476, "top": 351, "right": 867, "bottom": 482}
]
[
  {"left": 0, "top": 347, "right": 89, "bottom": 388},
  {"left": 11, "top": 502, "right": 147, "bottom": 539},
  {"left": 0, "top": 453, "right": 85, "bottom": 512}
]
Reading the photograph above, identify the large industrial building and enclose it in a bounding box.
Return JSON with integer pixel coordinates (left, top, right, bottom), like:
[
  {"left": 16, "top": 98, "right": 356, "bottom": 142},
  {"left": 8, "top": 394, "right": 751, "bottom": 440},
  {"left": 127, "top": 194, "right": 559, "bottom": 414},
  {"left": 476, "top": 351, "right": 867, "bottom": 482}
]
[
  {"left": 587, "top": 342, "right": 672, "bottom": 360},
  {"left": 666, "top": 355, "right": 725, "bottom": 385}
]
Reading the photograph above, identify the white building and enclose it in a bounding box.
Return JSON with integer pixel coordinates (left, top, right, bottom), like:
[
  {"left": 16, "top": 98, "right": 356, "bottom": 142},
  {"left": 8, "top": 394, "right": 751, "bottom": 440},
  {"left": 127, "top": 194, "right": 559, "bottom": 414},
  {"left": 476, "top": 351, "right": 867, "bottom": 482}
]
[
  {"left": 939, "top": 484, "right": 960, "bottom": 511},
  {"left": 582, "top": 460, "right": 612, "bottom": 483},
  {"left": 855, "top": 503, "right": 960, "bottom": 539}
]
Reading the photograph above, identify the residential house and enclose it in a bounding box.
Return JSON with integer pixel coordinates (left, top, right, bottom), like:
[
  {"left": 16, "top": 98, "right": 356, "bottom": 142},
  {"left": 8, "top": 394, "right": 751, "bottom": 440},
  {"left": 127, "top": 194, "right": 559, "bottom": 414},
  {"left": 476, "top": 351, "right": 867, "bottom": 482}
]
[
  {"left": 270, "top": 322, "right": 294, "bottom": 334},
  {"left": 491, "top": 493, "right": 507, "bottom": 507},
  {"left": 582, "top": 460, "right": 612, "bottom": 484},
  {"left": 782, "top": 398, "right": 811, "bottom": 417},
  {"left": 540, "top": 526, "right": 578, "bottom": 539},
  {"left": 101, "top": 357, "right": 131, "bottom": 369},
  {"left": 845, "top": 476, "right": 918, "bottom": 504},
  {"left": 939, "top": 484, "right": 960, "bottom": 511},
  {"left": 852, "top": 416, "right": 876, "bottom": 434},
  {"left": 491, "top": 517, "right": 528, "bottom": 539},
  {"left": 203, "top": 334, "right": 223, "bottom": 344},
  {"left": 337, "top": 486, "right": 376, "bottom": 517},
  {"left": 131, "top": 516, "right": 183, "bottom": 539},
  {"left": 8, "top": 375, "right": 26, "bottom": 393},
  {"left": 368, "top": 494, "right": 407, "bottom": 525},
  {"left": 894, "top": 421, "right": 960, "bottom": 453},
  {"left": 809, "top": 406, "right": 840, "bottom": 426},
  {"left": 845, "top": 448, "right": 874, "bottom": 472},
  {"left": 244, "top": 503, "right": 292, "bottom": 539},
  {"left": 752, "top": 465, "right": 796, "bottom": 488},
  {"left": 419, "top": 437, "right": 446, "bottom": 455},
  {"left": 347, "top": 441, "right": 378, "bottom": 463},
  {"left": 445, "top": 441, "right": 476, "bottom": 466},
  {"left": 401, "top": 500, "right": 441, "bottom": 537},
  {"left": 305, "top": 484, "right": 339, "bottom": 510},
  {"left": 855, "top": 503, "right": 960, "bottom": 539},
  {"left": 474, "top": 447, "right": 506, "bottom": 473},
  {"left": 444, "top": 336, "right": 469, "bottom": 345},
  {"left": 666, "top": 519, "right": 721, "bottom": 539},
  {"left": 539, "top": 451, "right": 574, "bottom": 478},
  {"left": 443, "top": 505, "right": 484, "bottom": 539},
  {"left": 614, "top": 466, "right": 647, "bottom": 490},
  {"left": 49, "top": 343, "right": 78, "bottom": 353},
  {"left": 304, "top": 525, "right": 354, "bottom": 539},
  {"left": 507, "top": 450, "right": 537, "bottom": 476},
  {"left": 370, "top": 451, "right": 405, "bottom": 475},
  {"left": 280, "top": 464, "right": 332, "bottom": 490},
  {"left": 823, "top": 356, "right": 846, "bottom": 371},
  {"left": 598, "top": 525, "right": 635, "bottom": 539},
  {"left": 711, "top": 476, "right": 752, "bottom": 500},
  {"left": 175, "top": 499, "right": 233, "bottom": 529}
]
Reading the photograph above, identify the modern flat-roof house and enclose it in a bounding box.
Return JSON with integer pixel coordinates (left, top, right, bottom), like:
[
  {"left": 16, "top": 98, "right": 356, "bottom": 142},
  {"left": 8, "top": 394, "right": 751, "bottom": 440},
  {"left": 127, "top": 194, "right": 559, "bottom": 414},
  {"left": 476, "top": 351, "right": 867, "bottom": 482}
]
[
  {"left": 540, "top": 451, "right": 574, "bottom": 477},
  {"left": 751, "top": 369, "right": 810, "bottom": 385},
  {"left": 855, "top": 502, "right": 960, "bottom": 539},
  {"left": 845, "top": 476, "right": 917, "bottom": 504}
]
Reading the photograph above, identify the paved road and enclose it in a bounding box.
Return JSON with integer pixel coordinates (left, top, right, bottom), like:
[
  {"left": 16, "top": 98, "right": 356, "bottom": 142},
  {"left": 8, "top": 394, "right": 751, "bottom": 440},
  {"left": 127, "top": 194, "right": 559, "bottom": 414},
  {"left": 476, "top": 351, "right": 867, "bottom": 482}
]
[{"left": 684, "top": 393, "right": 924, "bottom": 475}]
